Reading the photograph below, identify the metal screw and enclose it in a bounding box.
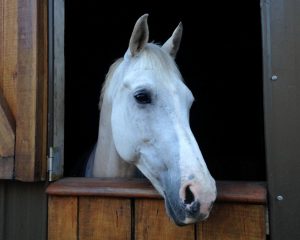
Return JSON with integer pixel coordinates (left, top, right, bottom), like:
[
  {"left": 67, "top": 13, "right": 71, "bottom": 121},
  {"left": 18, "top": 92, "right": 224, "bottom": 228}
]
[
  {"left": 271, "top": 75, "right": 278, "bottom": 81},
  {"left": 276, "top": 195, "right": 284, "bottom": 201}
]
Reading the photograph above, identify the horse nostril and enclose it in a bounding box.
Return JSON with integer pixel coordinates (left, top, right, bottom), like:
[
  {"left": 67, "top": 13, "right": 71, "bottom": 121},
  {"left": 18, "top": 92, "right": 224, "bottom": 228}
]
[{"left": 184, "top": 185, "right": 195, "bottom": 204}]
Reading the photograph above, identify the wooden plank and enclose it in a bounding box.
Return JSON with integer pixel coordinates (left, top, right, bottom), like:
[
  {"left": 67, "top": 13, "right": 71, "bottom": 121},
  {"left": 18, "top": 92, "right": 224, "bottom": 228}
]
[
  {"left": 79, "top": 197, "right": 131, "bottom": 240},
  {"left": 47, "top": 0, "right": 65, "bottom": 181},
  {"left": 216, "top": 181, "right": 267, "bottom": 204},
  {"left": 1, "top": 0, "right": 18, "bottom": 116},
  {"left": 14, "top": 0, "right": 38, "bottom": 181},
  {"left": 0, "top": 0, "right": 48, "bottom": 181},
  {"left": 199, "top": 203, "right": 265, "bottom": 240},
  {"left": 135, "top": 199, "right": 195, "bottom": 240},
  {"left": 46, "top": 178, "right": 161, "bottom": 198},
  {"left": 0, "top": 0, "right": 3, "bottom": 90},
  {"left": 46, "top": 181, "right": 267, "bottom": 239},
  {"left": 46, "top": 178, "right": 267, "bottom": 204},
  {"left": 48, "top": 196, "right": 78, "bottom": 240},
  {"left": 36, "top": 0, "right": 48, "bottom": 181},
  {"left": 52, "top": 0, "right": 65, "bottom": 180},
  {"left": 0, "top": 0, "right": 18, "bottom": 179},
  {"left": 15, "top": 0, "right": 48, "bottom": 181},
  {"left": 0, "top": 93, "right": 15, "bottom": 157},
  {"left": 0, "top": 0, "right": 17, "bottom": 157}
]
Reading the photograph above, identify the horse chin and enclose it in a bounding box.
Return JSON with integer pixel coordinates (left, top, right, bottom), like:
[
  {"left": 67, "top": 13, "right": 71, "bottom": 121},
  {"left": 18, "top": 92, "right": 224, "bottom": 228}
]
[{"left": 164, "top": 196, "right": 186, "bottom": 226}]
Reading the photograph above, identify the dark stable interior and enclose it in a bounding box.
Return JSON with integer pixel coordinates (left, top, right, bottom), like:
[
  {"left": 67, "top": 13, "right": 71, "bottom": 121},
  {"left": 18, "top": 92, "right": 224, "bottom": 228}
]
[{"left": 64, "top": 1, "right": 266, "bottom": 181}]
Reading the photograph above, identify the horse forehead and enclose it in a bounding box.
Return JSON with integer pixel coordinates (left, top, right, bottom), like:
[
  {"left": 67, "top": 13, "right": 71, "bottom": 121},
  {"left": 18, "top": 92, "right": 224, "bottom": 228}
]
[
  {"left": 120, "top": 56, "right": 192, "bottom": 99},
  {"left": 124, "top": 67, "right": 183, "bottom": 91}
]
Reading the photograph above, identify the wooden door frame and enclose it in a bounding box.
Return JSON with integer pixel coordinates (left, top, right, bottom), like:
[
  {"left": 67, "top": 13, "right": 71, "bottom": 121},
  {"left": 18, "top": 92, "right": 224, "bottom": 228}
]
[
  {"left": 48, "top": 0, "right": 65, "bottom": 181},
  {"left": 0, "top": 0, "right": 48, "bottom": 181}
]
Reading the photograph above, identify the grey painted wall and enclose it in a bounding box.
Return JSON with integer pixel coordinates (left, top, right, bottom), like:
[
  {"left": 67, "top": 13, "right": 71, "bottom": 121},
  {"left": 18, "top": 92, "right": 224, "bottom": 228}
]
[
  {"left": 0, "top": 181, "right": 47, "bottom": 240},
  {"left": 262, "top": 0, "right": 300, "bottom": 239}
]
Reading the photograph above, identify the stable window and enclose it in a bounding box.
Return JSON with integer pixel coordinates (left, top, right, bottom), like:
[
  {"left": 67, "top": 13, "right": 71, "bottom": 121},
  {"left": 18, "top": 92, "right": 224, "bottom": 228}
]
[
  {"left": 0, "top": 1, "right": 265, "bottom": 182},
  {"left": 47, "top": 2, "right": 268, "bottom": 239},
  {"left": 63, "top": 1, "right": 265, "bottom": 181},
  {"left": 47, "top": 1, "right": 270, "bottom": 239}
]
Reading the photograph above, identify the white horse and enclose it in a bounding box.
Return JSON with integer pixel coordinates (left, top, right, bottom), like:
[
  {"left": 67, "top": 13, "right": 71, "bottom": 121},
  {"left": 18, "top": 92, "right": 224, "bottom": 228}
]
[{"left": 85, "top": 14, "right": 216, "bottom": 225}]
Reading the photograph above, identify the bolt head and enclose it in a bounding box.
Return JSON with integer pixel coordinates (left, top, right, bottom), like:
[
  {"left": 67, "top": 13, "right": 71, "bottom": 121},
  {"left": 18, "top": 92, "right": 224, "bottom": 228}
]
[
  {"left": 271, "top": 75, "right": 278, "bottom": 81},
  {"left": 276, "top": 195, "right": 284, "bottom": 201}
]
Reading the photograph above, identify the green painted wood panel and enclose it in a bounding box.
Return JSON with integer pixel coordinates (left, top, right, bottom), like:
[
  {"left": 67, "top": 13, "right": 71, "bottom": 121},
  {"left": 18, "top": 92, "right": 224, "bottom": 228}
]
[
  {"left": 0, "top": 182, "right": 5, "bottom": 240},
  {"left": 0, "top": 181, "right": 47, "bottom": 240},
  {"left": 261, "top": 0, "right": 300, "bottom": 239}
]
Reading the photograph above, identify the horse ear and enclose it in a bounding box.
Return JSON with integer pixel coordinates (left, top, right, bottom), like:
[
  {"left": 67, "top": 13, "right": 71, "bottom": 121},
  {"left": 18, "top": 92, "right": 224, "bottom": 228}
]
[
  {"left": 129, "top": 14, "right": 149, "bottom": 57},
  {"left": 162, "top": 22, "right": 183, "bottom": 58}
]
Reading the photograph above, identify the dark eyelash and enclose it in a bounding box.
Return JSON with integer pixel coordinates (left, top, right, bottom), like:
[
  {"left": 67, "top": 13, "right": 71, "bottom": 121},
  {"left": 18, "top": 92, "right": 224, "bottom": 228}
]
[{"left": 134, "top": 89, "right": 152, "bottom": 104}]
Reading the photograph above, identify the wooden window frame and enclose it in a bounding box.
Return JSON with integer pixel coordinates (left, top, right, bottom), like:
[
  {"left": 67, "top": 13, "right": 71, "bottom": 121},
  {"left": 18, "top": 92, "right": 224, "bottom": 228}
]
[
  {"left": 47, "top": 1, "right": 300, "bottom": 239},
  {"left": 46, "top": 1, "right": 268, "bottom": 239}
]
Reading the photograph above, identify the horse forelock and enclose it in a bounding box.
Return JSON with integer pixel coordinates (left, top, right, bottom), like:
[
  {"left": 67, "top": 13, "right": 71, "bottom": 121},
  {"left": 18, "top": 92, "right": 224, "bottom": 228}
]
[{"left": 133, "top": 43, "right": 182, "bottom": 78}]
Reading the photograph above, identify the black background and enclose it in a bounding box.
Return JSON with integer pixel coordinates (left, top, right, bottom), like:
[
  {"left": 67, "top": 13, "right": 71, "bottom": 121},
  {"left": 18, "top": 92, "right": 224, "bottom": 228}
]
[{"left": 64, "top": 1, "right": 265, "bottom": 180}]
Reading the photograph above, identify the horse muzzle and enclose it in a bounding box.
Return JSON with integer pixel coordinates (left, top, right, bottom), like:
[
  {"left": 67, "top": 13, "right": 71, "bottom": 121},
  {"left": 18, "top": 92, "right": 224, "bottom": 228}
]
[{"left": 164, "top": 180, "right": 216, "bottom": 226}]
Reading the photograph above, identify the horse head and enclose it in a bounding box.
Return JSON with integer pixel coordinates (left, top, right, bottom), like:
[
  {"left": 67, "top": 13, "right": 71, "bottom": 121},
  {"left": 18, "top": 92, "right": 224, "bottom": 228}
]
[{"left": 90, "top": 14, "right": 217, "bottom": 226}]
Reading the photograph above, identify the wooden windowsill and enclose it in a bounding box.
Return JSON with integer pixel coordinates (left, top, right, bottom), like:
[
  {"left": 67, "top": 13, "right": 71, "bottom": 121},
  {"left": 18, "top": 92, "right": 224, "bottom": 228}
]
[{"left": 46, "top": 177, "right": 267, "bottom": 204}]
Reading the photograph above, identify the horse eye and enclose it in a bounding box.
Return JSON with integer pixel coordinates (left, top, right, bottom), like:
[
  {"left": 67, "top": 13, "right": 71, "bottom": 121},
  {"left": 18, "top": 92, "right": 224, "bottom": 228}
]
[{"left": 134, "top": 90, "right": 152, "bottom": 104}]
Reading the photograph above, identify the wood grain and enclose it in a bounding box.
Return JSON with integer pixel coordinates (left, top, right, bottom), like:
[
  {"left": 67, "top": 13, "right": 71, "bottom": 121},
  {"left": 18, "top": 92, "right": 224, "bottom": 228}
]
[
  {"left": 216, "top": 181, "right": 267, "bottom": 204},
  {"left": 46, "top": 178, "right": 267, "bottom": 204},
  {"left": 48, "top": 196, "right": 78, "bottom": 240},
  {"left": 14, "top": 0, "right": 38, "bottom": 181},
  {"left": 1, "top": 0, "right": 18, "bottom": 117},
  {"left": 0, "top": 0, "right": 18, "bottom": 179},
  {"left": 35, "top": 0, "right": 48, "bottom": 181},
  {"left": 0, "top": 93, "right": 15, "bottom": 157},
  {"left": 51, "top": 0, "right": 65, "bottom": 180},
  {"left": 46, "top": 178, "right": 161, "bottom": 198},
  {"left": 0, "top": 0, "right": 2, "bottom": 91},
  {"left": 135, "top": 199, "right": 195, "bottom": 240},
  {"left": 79, "top": 197, "right": 131, "bottom": 240},
  {"left": 14, "top": 0, "right": 48, "bottom": 181},
  {"left": 0, "top": 0, "right": 48, "bottom": 181},
  {"left": 46, "top": 181, "right": 267, "bottom": 240},
  {"left": 199, "top": 203, "right": 266, "bottom": 240}
]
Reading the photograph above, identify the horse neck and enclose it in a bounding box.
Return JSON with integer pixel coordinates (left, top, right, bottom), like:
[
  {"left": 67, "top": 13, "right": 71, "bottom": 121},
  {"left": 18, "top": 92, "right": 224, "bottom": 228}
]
[{"left": 89, "top": 94, "right": 137, "bottom": 178}]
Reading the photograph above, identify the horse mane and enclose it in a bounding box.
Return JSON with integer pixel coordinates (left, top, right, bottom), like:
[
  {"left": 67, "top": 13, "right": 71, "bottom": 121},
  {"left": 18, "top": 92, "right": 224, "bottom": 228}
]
[
  {"left": 99, "top": 43, "right": 183, "bottom": 109},
  {"left": 99, "top": 58, "right": 123, "bottom": 109}
]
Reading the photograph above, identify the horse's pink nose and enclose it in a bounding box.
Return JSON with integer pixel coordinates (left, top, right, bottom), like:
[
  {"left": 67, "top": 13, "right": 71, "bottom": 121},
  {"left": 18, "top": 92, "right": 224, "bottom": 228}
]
[{"left": 180, "top": 182, "right": 215, "bottom": 219}]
